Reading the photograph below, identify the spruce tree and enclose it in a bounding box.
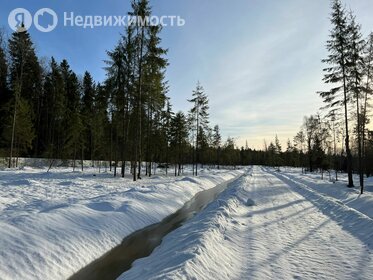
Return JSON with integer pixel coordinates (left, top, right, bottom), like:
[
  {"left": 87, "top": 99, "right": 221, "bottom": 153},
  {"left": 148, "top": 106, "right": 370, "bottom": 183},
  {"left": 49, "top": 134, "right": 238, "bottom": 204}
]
[
  {"left": 294, "top": 130, "right": 306, "bottom": 172},
  {"left": 2, "top": 96, "right": 35, "bottom": 166},
  {"left": 81, "top": 71, "right": 96, "bottom": 164},
  {"left": 92, "top": 83, "right": 110, "bottom": 165},
  {"left": 275, "top": 135, "right": 282, "bottom": 154},
  {"left": 223, "top": 137, "right": 237, "bottom": 167},
  {"left": 212, "top": 125, "right": 222, "bottom": 168},
  {"left": 0, "top": 31, "right": 7, "bottom": 95},
  {"left": 43, "top": 57, "right": 66, "bottom": 161},
  {"left": 60, "top": 60, "right": 83, "bottom": 170},
  {"left": 7, "top": 28, "right": 41, "bottom": 166},
  {"left": 169, "top": 111, "right": 188, "bottom": 176},
  {"left": 274, "top": 135, "right": 282, "bottom": 169},
  {"left": 161, "top": 99, "right": 173, "bottom": 175},
  {"left": 313, "top": 135, "right": 326, "bottom": 175},
  {"left": 105, "top": 43, "right": 126, "bottom": 177}
]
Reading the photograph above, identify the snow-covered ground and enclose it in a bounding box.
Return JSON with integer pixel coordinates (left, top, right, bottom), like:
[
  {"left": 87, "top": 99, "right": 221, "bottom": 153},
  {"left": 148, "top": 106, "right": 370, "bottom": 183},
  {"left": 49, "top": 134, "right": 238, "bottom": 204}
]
[
  {"left": 276, "top": 167, "right": 373, "bottom": 218},
  {"left": 0, "top": 167, "right": 242, "bottom": 280},
  {"left": 1, "top": 166, "right": 372, "bottom": 280},
  {"left": 120, "top": 166, "right": 373, "bottom": 280}
]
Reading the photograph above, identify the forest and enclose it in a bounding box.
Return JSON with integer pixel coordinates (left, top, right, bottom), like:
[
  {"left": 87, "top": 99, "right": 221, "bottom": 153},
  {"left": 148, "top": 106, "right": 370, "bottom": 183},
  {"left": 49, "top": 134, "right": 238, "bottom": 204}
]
[{"left": 0, "top": 0, "right": 373, "bottom": 193}]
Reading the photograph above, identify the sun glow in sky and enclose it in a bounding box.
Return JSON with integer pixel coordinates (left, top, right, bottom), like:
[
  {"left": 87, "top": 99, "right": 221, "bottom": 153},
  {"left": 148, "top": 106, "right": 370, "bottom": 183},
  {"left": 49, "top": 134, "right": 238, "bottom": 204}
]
[{"left": 1, "top": 0, "right": 373, "bottom": 149}]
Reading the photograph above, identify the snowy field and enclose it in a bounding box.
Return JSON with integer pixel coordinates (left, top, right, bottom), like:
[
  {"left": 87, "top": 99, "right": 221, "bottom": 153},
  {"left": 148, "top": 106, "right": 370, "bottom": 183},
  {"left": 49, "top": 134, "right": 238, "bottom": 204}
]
[
  {"left": 0, "top": 166, "right": 242, "bottom": 280},
  {"left": 0, "top": 165, "right": 372, "bottom": 280}
]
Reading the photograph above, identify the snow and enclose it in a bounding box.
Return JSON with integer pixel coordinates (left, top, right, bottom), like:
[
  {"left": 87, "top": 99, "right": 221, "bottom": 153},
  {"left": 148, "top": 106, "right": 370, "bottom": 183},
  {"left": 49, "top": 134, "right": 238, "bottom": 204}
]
[
  {"left": 0, "top": 167, "right": 242, "bottom": 280},
  {"left": 1, "top": 165, "right": 372, "bottom": 280},
  {"left": 119, "top": 166, "right": 373, "bottom": 280},
  {"left": 277, "top": 167, "right": 373, "bottom": 218}
]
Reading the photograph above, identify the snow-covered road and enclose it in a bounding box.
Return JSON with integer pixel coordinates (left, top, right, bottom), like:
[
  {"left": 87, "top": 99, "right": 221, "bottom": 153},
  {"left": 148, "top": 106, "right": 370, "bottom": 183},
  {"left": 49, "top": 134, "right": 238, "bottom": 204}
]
[{"left": 121, "top": 166, "right": 373, "bottom": 279}]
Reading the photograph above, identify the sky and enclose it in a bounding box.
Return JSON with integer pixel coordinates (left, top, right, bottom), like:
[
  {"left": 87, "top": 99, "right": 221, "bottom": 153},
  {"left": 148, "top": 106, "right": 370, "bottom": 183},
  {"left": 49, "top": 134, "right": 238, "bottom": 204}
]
[{"left": 1, "top": 0, "right": 373, "bottom": 150}]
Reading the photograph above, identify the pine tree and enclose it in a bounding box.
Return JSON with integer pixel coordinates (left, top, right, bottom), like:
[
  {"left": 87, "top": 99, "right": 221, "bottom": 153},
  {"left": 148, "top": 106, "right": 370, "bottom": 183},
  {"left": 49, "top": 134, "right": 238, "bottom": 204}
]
[
  {"left": 104, "top": 1, "right": 168, "bottom": 180},
  {"left": 319, "top": 0, "right": 353, "bottom": 187},
  {"left": 347, "top": 12, "right": 365, "bottom": 191},
  {"left": 143, "top": 24, "right": 168, "bottom": 177},
  {"left": 326, "top": 109, "right": 342, "bottom": 180},
  {"left": 131, "top": 0, "right": 151, "bottom": 180},
  {"left": 362, "top": 33, "right": 373, "bottom": 188},
  {"left": 188, "top": 82, "right": 209, "bottom": 176},
  {"left": 121, "top": 26, "right": 136, "bottom": 178},
  {"left": 161, "top": 99, "right": 173, "bottom": 175}
]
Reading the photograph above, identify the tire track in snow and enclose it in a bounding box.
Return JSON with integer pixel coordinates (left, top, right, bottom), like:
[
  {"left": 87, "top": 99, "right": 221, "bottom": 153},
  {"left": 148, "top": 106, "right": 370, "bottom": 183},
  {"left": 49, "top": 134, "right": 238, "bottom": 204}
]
[{"left": 238, "top": 166, "right": 373, "bottom": 280}]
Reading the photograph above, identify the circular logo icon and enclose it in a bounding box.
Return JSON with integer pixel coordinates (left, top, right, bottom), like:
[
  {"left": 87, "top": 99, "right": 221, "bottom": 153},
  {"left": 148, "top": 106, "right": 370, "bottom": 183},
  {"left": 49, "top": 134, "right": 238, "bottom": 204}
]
[
  {"left": 34, "top": 8, "right": 58, "bottom": 32},
  {"left": 8, "top": 8, "right": 33, "bottom": 32}
]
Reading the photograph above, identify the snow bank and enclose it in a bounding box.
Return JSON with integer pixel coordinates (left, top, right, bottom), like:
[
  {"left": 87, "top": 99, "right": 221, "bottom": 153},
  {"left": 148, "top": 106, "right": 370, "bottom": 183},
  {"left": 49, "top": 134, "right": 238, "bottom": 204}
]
[
  {"left": 118, "top": 172, "right": 252, "bottom": 280},
  {"left": 0, "top": 167, "right": 242, "bottom": 280}
]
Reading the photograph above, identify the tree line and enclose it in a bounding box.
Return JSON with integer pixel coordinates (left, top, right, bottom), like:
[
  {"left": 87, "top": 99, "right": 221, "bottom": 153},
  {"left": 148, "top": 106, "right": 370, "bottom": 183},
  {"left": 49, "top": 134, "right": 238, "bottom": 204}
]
[{"left": 1, "top": 0, "right": 372, "bottom": 189}]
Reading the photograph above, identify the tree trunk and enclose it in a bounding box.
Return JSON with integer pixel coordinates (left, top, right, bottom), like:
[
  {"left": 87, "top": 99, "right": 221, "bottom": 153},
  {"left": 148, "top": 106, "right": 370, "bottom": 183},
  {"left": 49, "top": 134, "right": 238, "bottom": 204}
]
[
  {"left": 109, "top": 121, "right": 113, "bottom": 172},
  {"left": 361, "top": 64, "right": 372, "bottom": 193},
  {"left": 136, "top": 24, "right": 145, "bottom": 180},
  {"left": 73, "top": 142, "right": 76, "bottom": 172},
  {"left": 356, "top": 88, "right": 363, "bottom": 191},
  {"left": 9, "top": 98, "right": 17, "bottom": 168},
  {"left": 342, "top": 62, "right": 354, "bottom": 187},
  {"left": 81, "top": 144, "right": 84, "bottom": 172}
]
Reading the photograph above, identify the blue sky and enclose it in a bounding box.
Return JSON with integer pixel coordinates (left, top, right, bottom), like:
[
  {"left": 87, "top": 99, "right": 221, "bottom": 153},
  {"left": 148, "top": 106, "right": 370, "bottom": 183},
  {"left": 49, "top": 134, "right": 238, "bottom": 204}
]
[{"left": 1, "top": 0, "right": 373, "bottom": 149}]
